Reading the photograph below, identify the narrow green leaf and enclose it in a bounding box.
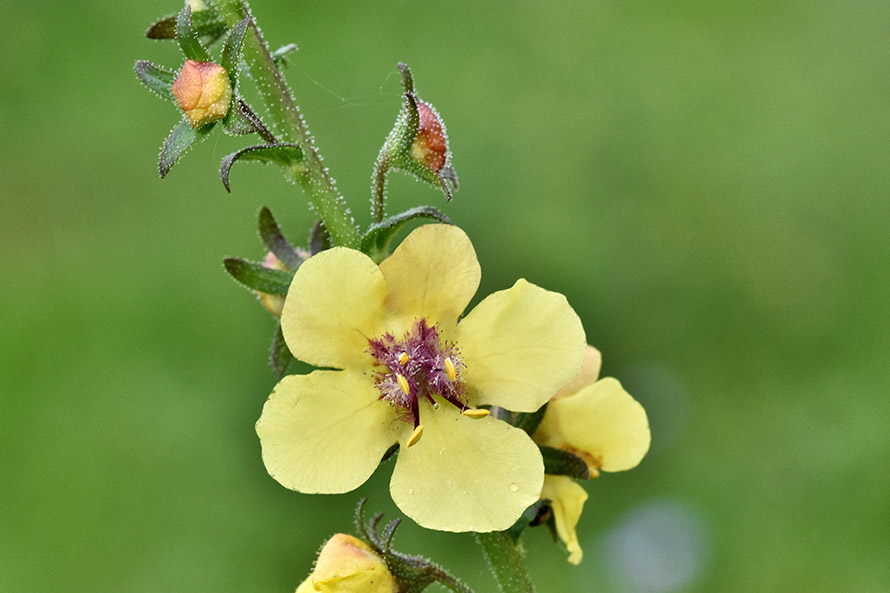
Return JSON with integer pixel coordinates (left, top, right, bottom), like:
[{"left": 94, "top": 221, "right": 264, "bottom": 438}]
[
  {"left": 223, "top": 257, "right": 293, "bottom": 295},
  {"left": 220, "top": 143, "right": 304, "bottom": 192},
  {"left": 134, "top": 60, "right": 175, "bottom": 101},
  {"left": 146, "top": 10, "right": 227, "bottom": 42},
  {"left": 159, "top": 118, "right": 215, "bottom": 178},
  {"left": 539, "top": 446, "right": 590, "bottom": 480},
  {"left": 361, "top": 206, "right": 452, "bottom": 260},
  {"left": 309, "top": 220, "right": 331, "bottom": 255},
  {"left": 505, "top": 500, "right": 551, "bottom": 543},
  {"left": 258, "top": 207, "right": 305, "bottom": 270},
  {"left": 269, "top": 321, "right": 294, "bottom": 378},
  {"left": 220, "top": 17, "right": 249, "bottom": 89},
  {"left": 175, "top": 3, "right": 211, "bottom": 62}
]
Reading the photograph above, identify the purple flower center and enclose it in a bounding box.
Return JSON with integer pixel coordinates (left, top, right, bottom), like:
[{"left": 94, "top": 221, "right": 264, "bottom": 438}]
[{"left": 367, "top": 318, "right": 467, "bottom": 427}]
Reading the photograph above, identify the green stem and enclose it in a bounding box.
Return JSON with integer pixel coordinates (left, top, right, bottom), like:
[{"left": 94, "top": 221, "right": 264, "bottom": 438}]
[
  {"left": 474, "top": 532, "right": 536, "bottom": 593},
  {"left": 372, "top": 154, "right": 389, "bottom": 223},
  {"left": 210, "top": 0, "right": 361, "bottom": 248}
]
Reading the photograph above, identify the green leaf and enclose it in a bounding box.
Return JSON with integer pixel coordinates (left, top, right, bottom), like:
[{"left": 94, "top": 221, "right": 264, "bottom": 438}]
[
  {"left": 134, "top": 60, "right": 175, "bottom": 101},
  {"left": 269, "top": 321, "right": 294, "bottom": 378},
  {"left": 175, "top": 3, "right": 211, "bottom": 62},
  {"left": 223, "top": 257, "right": 293, "bottom": 295},
  {"left": 146, "top": 9, "right": 227, "bottom": 43},
  {"left": 220, "top": 143, "right": 304, "bottom": 192},
  {"left": 258, "top": 206, "right": 305, "bottom": 270},
  {"left": 220, "top": 17, "right": 249, "bottom": 89},
  {"left": 159, "top": 118, "right": 215, "bottom": 178},
  {"left": 512, "top": 405, "right": 548, "bottom": 436},
  {"left": 505, "top": 500, "right": 551, "bottom": 543},
  {"left": 540, "top": 446, "right": 590, "bottom": 480},
  {"left": 361, "top": 206, "right": 452, "bottom": 261}
]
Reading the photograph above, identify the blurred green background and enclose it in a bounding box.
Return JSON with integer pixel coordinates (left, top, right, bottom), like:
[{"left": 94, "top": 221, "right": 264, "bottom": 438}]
[{"left": 2, "top": 0, "right": 888, "bottom": 591}]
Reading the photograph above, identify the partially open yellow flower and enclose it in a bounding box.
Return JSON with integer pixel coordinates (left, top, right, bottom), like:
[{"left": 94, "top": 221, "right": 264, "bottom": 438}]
[
  {"left": 534, "top": 346, "right": 650, "bottom": 476},
  {"left": 170, "top": 59, "right": 232, "bottom": 128},
  {"left": 257, "top": 224, "right": 586, "bottom": 532},
  {"left": 534, "top": 345, "right": 650, "bottom": 563},
  {"left": 541, "top": 475, "right": 588, "bottom": 565},
  {"left": 295, "top": 534, "right": 398, "bottom": 593}
]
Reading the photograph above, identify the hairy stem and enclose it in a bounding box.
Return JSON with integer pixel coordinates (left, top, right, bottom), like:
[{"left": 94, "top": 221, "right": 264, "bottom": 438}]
[
  {"left": 474, "top": 532, "right": 536, "bottom": 593},
  {"left": 210, "top": 0, "right": 361, "bottom": 248}
]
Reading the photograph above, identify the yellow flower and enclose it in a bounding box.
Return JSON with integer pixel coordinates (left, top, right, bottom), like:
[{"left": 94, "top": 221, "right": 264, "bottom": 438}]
[
  {"left": 540, "top": 475, "right": 588, "bottom": 565},
  {"left": 257, "top": 224, "right": 586, "bottom": 532},
  {"left": 534, "top": 345, "right": 651, "bottom": 563},
  {"left": 294, "top": 533, "right": 398, "bottom": 593}
]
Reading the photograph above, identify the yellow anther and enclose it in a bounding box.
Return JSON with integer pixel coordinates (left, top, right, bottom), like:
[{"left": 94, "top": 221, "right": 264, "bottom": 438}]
[
  {"left": 444, "top": 357, "right": 457, "bottom": 382},
  {"left": 406, "top": 425, "right": 424, "bottom": 447},
  {"left": 462, "top": 408, "right": 490, "bottom": 419},
  {"left": 396, "top": 373, "right": 411, "bottom": 396},
  {"left": 398, "top": 352, "right": 410, "bottom": 365}
]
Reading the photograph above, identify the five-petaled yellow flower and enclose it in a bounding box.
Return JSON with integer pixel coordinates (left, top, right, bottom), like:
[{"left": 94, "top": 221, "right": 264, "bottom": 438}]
[
  {"left": 256, "top": 224, "right": 586, "bottom": 532},
  {"left": 534, "top": 345, "right": 651, "bottom": 563}
]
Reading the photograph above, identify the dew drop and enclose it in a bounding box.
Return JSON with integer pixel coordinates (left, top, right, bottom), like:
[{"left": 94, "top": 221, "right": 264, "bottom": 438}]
[
  {"left": 509, "top": 483, "right": 519, "bottom": 492},
  {"left": 408, "top": 488, "right": 413, "bottom": 494}
]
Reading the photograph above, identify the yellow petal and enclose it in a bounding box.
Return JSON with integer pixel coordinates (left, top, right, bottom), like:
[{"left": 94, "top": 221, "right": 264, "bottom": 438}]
[
  {"left": 541, "top": 475, "right": 588, "bottom": 565},
  {"left": 281, "top": 247, "right": 386, "bottom": 369},
  {"left": 456, "top": 279, "right": 586, "bottom": 412},
  {"left": 256, "top": 370, "right": 402, "bottom": 493},
  {"left": 294, "top": 577, "right": 315, "bottom": 593},
  {"left": 536, "top": 378, "right": 650, "bottom": 472},
  {"left": 552, "top": 345, "right": 602, "bottom": 400},
  {"left": 378, "top": 225, "right": 480, "bottom": 330},
  {"left": 390, "top": 399, "right": 544, "bottom": 532}
]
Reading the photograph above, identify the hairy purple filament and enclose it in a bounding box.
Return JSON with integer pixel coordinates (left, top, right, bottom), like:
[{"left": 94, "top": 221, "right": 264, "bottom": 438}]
[{"left": 367, "top": 319, "right": 467, "bottom": 427}]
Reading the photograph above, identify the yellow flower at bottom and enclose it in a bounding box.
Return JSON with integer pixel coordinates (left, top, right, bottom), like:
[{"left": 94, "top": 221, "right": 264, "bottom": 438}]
[
  {"left": 534, "top": 345, "right": 651, "bottom": 562},
  {"left": 541, "top": 475, "right": 588, "bottom": 565},
  {"left": 256, "top": 224, "right": 587, "bottom": 532},
  {"left": 294, "top": 534, "right": 397, "bottom": 593}
]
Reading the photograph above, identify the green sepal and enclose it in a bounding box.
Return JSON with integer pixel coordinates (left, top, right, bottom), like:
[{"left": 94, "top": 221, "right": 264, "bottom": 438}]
[
  {"left": 220, "top": 17, "right": 249, "bottom": 89},
  {"left": 505, "top": 500, "right": 552, "bottom": 543},
  {"left": 175, "top": 3, "right": 211, "bottom": 62},
  {"left": 271, "top": 43, "right": 298, "bottom": 67},
  {"left": 222, "top": 99, "right": 276, "bottom": 141},
  {"left": 539, "top": 446, "right": 590, "bottom": 480},
  {"left": 223, "top": 257, "right": 293, "bottom": 295},
  {"left": 269, "top": 321, "right": 294, "bottom": 378},
  {"left": 361, "top": 206, "right": 452, "bottom": 262},
  {"left": 512, "top": 405, "right": 548, "bottom": 436},
  {"left": 159, "top": 118, "right": 215, "bottom": 178},
  {"left": 309, "top": 220, "right": 332, "bottom": 255},
  {"left": 134, "top": 60, "right": 175, "bottom": 101},
  {"left": 258, "top": 206, "right": 305, "bottom": 270},
  {"left": 146, "top": 9, "right": 227, "bottom": 44},
  {"left": 220, "top": 143, "right": 304, "bottom": 192}
]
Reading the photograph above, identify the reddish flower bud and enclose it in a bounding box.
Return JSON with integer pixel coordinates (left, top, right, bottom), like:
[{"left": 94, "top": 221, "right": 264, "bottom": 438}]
[
  {"left": 171, "top": 59, "right": 232, "bottom": 128},
  {"left": 410, "top": 100, "right": 448, "bottom": 173}
]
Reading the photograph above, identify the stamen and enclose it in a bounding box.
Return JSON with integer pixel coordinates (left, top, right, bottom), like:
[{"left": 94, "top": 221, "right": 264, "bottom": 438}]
[
  {"left": 398, "top": 352, "right": 410, "bottom": 365},
  {"left": 462, "top": 408, "right": 490, "bottom": 419},
  {"left": 406, "top": 424, "right": 424, "bottom": 447},
  {"left": 396, "top": 373, "right": 411, "bottom": 396},
  {"left": 444, "top": 357, "right": 457, "bottom": 382}
]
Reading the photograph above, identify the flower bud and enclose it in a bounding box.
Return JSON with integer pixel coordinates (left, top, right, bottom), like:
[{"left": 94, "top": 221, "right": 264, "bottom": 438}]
[
  {"left": 256, "top": 252, "right": 286, "bottom": 317},
  {"left": 171, "top": 59, "right": 232, "bottom": 128},
  {"left": 410, "top": 100, "right": 448, "bottom": 173},
  {"left": 294, "top": 534, "right": 398, "bottom": 593}
]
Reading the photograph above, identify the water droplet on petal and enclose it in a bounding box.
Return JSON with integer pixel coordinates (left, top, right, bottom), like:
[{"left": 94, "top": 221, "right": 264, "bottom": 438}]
[{"left": 509, "top": 483, "right": 519, "bottom": 492}]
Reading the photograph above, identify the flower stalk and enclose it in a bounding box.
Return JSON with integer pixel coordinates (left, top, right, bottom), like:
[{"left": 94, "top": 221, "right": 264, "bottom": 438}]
[
  {"left": 207, "top": 0, "right": 360, "bottom": 248},
  {"left": 474, "top": 532, "right": 536, "bottom": 593}
]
